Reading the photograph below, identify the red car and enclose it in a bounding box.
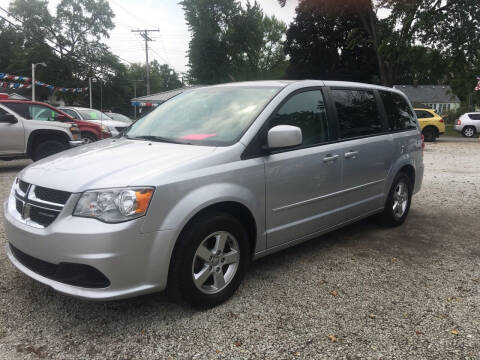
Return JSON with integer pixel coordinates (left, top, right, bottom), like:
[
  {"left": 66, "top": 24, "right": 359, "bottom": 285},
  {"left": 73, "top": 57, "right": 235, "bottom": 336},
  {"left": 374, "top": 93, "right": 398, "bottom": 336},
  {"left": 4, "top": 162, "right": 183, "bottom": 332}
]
[{"left": 0, "top": 100, "right": 111, "bottom": 143}]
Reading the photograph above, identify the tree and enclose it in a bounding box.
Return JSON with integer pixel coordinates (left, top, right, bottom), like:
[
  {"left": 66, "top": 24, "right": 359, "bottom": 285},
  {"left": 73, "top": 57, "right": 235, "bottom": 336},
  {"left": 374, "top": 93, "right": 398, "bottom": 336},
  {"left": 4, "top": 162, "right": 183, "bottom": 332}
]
[
  {"left": 284, "top": 0, "right": 378, "bottom": 82},
  {"left": 181, "top": 0, "right": 287, "bottom": 84}
]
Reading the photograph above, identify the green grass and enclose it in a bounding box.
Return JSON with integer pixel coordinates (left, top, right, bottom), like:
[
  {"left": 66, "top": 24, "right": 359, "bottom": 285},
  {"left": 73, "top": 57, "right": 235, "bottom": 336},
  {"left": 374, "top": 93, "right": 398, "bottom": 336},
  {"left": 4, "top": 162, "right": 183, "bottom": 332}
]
[{"left": 444, "top": 124, "right": 461, "bottom": 137}]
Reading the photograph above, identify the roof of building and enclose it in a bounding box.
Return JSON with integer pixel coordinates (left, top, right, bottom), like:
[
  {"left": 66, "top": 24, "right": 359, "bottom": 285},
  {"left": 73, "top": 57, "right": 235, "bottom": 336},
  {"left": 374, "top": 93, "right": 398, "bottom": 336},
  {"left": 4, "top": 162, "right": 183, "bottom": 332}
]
[{"left": 393, "top": 85, "right": 460, "bottom": 103}]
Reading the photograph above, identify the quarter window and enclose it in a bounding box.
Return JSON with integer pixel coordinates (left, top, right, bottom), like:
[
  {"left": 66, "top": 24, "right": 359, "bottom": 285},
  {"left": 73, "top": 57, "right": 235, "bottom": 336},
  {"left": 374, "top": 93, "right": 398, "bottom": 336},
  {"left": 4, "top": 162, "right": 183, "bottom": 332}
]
[
  {"left": 469, "top": 114, "right": 480, "bottom": 120},
  {"left": 269, "top": 90, "right": 329, "bottom": 146},
  {"left": 330, "top": 89, "right": 383, "bottom": 139},
  {"left": 380, "top": 91, "right": 417, "bottom": 131}
]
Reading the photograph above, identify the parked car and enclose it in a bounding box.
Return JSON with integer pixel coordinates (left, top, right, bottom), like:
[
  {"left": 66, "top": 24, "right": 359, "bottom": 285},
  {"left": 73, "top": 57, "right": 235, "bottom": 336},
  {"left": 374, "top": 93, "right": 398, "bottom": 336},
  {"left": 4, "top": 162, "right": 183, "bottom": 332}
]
[
  {"left": 104, "top": 112, "right": 133, "bottom": 124},
  {"left": 0, "top": 100, "right": 83, "bottom": 161},
  {"left": 4, "top": 80, "right": 424, "bottom": 308},
  {"left": 414, "top": 108, "right": 445, "bottom": 142},
  {"left": 454, "top": 112, "right": 480, "bottom": 138},
  {"left": 59, "top": 106, "right": 129, "bottom": 136}
]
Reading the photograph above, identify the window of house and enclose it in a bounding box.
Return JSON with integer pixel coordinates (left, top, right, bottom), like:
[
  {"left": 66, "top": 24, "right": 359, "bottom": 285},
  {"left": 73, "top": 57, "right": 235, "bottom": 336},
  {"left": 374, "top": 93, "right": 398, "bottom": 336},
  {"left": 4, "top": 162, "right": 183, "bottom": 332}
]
[
  {"left": 269, "top": 90, "right": 329, "bottom": 146},
  {"left": 330, "top": 89, "right": 383, "bottom": 139}
]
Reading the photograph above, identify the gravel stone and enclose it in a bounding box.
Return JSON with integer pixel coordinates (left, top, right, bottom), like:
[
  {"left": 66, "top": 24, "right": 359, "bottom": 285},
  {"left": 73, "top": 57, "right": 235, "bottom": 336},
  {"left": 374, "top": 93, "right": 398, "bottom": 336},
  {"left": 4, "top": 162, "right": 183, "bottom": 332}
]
[{"left": 0, "top": 139, "right": 479, "bottom": 359}]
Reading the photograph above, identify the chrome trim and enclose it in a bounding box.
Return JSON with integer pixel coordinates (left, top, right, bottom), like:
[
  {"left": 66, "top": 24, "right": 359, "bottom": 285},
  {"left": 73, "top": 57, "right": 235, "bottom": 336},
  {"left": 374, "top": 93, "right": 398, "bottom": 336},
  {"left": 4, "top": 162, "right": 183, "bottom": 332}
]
[
  {"left": 272, "top": 179, "right": 385, "bottom": 213},
  {"left": 28, "top": 185, "right": 66, "bottom": 208},
  {"left": 69, "top": 140, "right": 84, "bottom": 147}
]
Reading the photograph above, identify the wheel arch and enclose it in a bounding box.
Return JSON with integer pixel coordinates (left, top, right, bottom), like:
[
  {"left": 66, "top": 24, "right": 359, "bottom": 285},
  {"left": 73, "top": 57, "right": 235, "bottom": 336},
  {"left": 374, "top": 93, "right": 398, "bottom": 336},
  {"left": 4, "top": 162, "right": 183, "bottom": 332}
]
[{"left": 26, "top": 129, "right": 70, "bottom": 154}]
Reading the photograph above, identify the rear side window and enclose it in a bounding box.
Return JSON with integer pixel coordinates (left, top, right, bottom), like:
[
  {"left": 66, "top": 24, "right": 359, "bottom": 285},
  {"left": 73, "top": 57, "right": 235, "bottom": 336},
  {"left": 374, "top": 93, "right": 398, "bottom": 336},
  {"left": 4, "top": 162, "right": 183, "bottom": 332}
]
[
  {"left": 380, "top": 91, "right": 417, "bottom": 131},
  {"left": 330, "top": 89, "right": 383, "bottom": 139},
  {"left": 2, "top": 103, "right": 29, "bottom": 119},
  {"left": 269, "top": 90, "right": 329, "bottom": 146},
  {"left": 415, "top": 110, "right": 434, "bottom": 119},
  {"left": 468, "top": 114, "right": 480, "bottom": 120}
]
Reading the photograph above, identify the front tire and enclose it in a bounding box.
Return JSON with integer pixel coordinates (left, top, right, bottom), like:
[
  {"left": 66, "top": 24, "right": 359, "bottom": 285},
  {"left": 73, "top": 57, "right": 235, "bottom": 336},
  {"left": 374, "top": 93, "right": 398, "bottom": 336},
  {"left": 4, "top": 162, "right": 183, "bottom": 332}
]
[
  {"left": 81, "top": 132, "right": 97, "bottom": 144},
  {"left": 31, "top": 140, "right": 68, "bottom": 161},
  {"left": 377, "top": 172, "right": 412, "bottom": 227},
  {"left": 168, "top": 212, "right": 250, "bottom": 309}
]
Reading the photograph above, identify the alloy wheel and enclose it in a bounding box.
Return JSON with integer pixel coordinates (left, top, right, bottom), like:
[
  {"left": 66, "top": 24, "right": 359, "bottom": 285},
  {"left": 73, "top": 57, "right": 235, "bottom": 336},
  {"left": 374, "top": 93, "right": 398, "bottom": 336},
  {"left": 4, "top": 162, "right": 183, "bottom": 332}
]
[
  {"left": 191, "top": 231, "right": 240, "bottom": 294},
  {"left": 392, "top": 181, "right": 409, "bottom": 219}
]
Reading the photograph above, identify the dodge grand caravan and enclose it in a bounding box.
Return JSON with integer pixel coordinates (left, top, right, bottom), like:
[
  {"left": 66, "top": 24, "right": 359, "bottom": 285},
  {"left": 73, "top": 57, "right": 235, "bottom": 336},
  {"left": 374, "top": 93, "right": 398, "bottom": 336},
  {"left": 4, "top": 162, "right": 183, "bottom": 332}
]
[{"left": 4, "top": 81, "right": 424, "bottom": 308}]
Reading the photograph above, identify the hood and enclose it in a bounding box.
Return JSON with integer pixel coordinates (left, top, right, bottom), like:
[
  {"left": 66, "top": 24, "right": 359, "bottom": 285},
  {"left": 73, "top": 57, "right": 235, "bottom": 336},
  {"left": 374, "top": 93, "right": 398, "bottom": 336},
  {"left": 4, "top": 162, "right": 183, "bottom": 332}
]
[{"left": 20, "top": 138, "right": 217, "bottom": 193}]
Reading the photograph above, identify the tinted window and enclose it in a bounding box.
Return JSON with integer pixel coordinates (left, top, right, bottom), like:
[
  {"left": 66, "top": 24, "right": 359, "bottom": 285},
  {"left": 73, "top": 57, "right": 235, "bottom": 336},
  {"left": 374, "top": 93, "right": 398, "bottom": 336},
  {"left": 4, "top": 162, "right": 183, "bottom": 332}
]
[
  {"left": 468, "top": 114, "right": 480, "bottom": 120},
  {"left": 380, "top": 91, "right": 417, "bottom": 131},
  {"left": 269, "top": 90, "right": 329, "bottom": 146},
  {"left": 331, "top": 89, "right": 383, "bottom": 139},
  {"left": 2, "top": 103, "right": 29, "bottom": 119},
  {"left": 0, "top": 107, "right": 7, "bottom": 116}
]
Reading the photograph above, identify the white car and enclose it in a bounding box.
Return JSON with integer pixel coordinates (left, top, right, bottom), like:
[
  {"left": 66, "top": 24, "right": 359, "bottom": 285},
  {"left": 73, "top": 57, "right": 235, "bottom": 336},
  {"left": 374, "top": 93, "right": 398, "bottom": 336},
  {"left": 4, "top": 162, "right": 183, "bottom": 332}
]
[
  {"left": 454, "top": 113, "right": 480, "bottom": 137},
  {"left": 59, "top": 107, "right": 129, "bottom": 137}
]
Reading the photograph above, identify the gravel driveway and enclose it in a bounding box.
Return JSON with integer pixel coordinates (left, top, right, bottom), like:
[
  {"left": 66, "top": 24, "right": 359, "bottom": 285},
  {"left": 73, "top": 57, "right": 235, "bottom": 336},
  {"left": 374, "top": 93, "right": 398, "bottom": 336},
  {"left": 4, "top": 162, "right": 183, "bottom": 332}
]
[{"left": 1, "top": 139, "right": 479, "bottom": 359}]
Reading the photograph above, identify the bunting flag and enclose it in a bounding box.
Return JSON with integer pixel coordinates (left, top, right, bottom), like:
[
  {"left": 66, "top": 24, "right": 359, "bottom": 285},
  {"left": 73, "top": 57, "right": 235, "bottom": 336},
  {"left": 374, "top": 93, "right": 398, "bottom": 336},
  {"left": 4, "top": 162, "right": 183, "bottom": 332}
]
[
  {"left": 131, "top": 101, "right": 159, "bottom": 108},
  {"left": 475, "top": 76, "right": 480, "bottom": 91},
  {"left": 0, "top": 73, "right": 88, "bottom": 93},
  {"left": 0, "top": 81, "right": 32, "bottom": 89},
  {"left": 0, "top": 73, "right": 31, "bottom": 83}
]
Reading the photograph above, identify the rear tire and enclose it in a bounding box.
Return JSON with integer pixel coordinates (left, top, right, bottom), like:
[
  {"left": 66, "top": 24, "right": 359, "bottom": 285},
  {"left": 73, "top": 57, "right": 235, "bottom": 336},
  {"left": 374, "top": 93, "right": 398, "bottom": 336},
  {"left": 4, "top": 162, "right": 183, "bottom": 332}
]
[
  {"left": 422, "top": 126, "right": 438, "bottom": 142},
  {"left": 377, "top": 172, "right": 412, "bottom": 227},
  {"left": 31, "top": 140, "right": 68, "bottom": 161},
  {"left": 168, "top": 211, "right": 250, "bottom": 309},
  {"left": 462, "top": 126, "right": 476, "bottom": 138}
]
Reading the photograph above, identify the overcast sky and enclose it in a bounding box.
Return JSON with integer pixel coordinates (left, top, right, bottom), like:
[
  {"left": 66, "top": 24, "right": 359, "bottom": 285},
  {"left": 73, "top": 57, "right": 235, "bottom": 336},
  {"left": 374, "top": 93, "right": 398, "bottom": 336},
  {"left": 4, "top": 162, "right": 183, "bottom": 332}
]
[{"left": 0, "top": 0, "right": 298, "bottom": 74}]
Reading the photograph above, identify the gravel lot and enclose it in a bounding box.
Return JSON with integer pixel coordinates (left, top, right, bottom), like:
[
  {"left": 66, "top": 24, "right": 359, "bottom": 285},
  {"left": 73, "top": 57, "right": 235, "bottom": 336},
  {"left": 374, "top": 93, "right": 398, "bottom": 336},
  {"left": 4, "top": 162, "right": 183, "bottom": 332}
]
[{"left": 1, "top": 139, "right": 479, "bottom": 359}]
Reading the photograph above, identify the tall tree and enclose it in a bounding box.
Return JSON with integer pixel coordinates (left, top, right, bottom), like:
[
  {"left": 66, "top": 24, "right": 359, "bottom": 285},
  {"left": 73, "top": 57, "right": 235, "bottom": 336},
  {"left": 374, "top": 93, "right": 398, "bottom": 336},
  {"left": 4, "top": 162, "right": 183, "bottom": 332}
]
[
  {"left": 284, "top": 0, "right": 378, "bottom": 82},
  {"left": 181, "top": 0, "right": 287, "bottom": 84}
]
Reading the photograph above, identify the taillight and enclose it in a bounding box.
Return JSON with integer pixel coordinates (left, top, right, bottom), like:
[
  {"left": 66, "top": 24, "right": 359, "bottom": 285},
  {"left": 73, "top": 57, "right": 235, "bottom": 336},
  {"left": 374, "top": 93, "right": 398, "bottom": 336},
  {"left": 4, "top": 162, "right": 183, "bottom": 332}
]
[
  {"left": 456, "top": 119, "right": 461, "bottom": 125},
  {"left": 439, "top": 118, "right": 444, "bottom": 123},
  {"left": 421, "top": 134, "right": 425, "bottom": 151}
]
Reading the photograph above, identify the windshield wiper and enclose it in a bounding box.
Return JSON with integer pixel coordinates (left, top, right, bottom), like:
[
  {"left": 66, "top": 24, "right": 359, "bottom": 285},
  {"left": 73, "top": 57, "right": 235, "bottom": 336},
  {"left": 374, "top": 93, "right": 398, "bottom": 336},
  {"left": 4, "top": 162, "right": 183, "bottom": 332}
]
[{"left": 125, "top": 135, "right": 189, "bottom": 144}]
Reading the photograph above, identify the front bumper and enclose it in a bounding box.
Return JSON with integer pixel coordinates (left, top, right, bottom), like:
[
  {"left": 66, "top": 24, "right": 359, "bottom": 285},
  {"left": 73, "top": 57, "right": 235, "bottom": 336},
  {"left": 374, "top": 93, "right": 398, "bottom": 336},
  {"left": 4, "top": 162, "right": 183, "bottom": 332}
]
[{"left": 3, "top": 196, "right": 177, "bottom": 300}]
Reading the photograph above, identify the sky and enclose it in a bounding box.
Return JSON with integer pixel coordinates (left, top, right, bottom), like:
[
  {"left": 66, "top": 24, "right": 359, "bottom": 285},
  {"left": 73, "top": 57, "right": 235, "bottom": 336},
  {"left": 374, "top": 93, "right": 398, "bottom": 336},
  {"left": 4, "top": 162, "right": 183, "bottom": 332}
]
[{"left": 0, "top": 0, "right": 298, "bottom": 74}]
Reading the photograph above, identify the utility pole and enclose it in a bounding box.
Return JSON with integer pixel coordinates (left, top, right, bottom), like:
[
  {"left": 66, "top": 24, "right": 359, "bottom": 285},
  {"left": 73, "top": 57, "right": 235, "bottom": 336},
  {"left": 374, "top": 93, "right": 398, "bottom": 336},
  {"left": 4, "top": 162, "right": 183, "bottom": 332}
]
[
  {"left": 31, "top": 62, "right": 46, "bottom": 101},
  {"left": 89, "top": 77, "right": 93, "bottom": 108},
  {"left": 131, "top": 29, "right": 159, "bottom": 95},
  {"left": 132, "top": 79, "right": 144, "bottom": 120}
]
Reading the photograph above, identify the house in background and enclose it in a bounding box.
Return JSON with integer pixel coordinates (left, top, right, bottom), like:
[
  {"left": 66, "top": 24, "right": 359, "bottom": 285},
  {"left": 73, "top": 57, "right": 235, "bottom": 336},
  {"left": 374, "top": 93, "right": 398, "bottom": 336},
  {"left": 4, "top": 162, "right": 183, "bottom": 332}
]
[{"left": 393, "top": 85, "right": 461, "bottom": 114}]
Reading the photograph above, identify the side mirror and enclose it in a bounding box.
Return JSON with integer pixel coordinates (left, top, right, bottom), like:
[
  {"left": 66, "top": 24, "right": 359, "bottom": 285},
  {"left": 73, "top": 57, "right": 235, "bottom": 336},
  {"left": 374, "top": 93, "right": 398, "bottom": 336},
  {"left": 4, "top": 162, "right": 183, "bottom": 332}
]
[
  {"left": 0, "top": 114, "right": 18, "bottom": 124},
  {"left": 267, "top": 125, "right": 302, "bottom": 149}
]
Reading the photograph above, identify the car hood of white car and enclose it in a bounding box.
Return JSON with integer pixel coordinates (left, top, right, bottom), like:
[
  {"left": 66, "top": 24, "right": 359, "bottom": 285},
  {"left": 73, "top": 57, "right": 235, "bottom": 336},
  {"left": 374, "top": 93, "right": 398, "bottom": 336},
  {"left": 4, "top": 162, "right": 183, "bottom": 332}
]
[{"left": 19, "top": 138, "right": 217, "bottom": 193}]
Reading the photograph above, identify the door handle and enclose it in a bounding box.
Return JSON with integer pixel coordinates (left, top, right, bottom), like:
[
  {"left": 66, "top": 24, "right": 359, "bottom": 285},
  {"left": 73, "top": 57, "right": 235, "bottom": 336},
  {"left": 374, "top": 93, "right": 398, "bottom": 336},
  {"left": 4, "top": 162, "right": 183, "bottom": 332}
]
[
  {"left": 344, "top": 150, "right": 359, "bottom": 159},
  {"left": 323, "top": 154, "right": 339, "bottom": 163}
]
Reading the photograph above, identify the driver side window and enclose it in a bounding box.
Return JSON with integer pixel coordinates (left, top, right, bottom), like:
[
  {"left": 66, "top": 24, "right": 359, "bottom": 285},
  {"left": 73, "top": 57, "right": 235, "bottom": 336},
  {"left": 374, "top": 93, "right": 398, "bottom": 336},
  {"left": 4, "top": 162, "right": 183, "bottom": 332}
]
[
  {"left": 269, "top": 90, "right": 330, "bottom": 146},
  {"left": 29, "top": 105, "right": 59, "bottom": 121}
]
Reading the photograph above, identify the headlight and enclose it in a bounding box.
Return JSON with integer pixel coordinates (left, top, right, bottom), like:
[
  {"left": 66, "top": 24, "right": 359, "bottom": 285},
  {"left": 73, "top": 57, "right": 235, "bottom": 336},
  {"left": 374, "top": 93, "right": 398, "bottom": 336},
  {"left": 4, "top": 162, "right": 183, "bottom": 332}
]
[
  {"left": 100, "top": 124, "right": 111, "bottom": 133},
  {"left": 108, "top": 126, "right": 119, "bottom": 136},
  {"left": 73, "top": 187, "right": 154, "bottom": 223}
]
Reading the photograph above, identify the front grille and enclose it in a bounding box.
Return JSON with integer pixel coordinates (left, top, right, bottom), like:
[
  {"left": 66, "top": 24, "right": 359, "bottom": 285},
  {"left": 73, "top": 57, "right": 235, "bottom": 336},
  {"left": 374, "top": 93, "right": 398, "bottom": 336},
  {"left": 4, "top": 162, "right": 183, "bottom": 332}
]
[
  {"left": 9, "top": 244, "right": 110, "bottom": 288},
  {"left": 29, "top": 207, "right": 59, "bottom": 227},
  {"left": 14, "top": 181, "right": 70, "bottom": 228},
  {"left": 19, "top": 180, "right": 29, "bottom": 193},
  {"left": 34, "top": 186, "right": 70, "bottom": 205}
]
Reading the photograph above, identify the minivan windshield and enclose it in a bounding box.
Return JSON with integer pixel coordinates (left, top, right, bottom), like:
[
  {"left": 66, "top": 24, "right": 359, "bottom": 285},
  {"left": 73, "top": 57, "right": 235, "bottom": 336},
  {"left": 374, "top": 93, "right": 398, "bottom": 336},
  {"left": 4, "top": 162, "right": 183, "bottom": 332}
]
[{"left": 125, "top": 86, "right": 281, "bottom": 146}]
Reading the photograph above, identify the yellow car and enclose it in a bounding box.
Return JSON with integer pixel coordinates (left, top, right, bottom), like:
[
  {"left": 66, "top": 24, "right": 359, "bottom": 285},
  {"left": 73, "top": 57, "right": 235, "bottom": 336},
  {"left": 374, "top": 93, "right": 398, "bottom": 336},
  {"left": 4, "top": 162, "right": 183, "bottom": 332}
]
[{"left": 414, "top": 108, "right": 446, "bottom": 142}]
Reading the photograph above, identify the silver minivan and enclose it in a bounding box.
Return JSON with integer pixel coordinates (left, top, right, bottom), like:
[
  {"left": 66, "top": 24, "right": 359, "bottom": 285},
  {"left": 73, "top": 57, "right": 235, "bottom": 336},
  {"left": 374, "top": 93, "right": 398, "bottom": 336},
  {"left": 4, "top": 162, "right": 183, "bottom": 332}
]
[{"left": 4, "top": 80, "right": 424, "bottom": 308}]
